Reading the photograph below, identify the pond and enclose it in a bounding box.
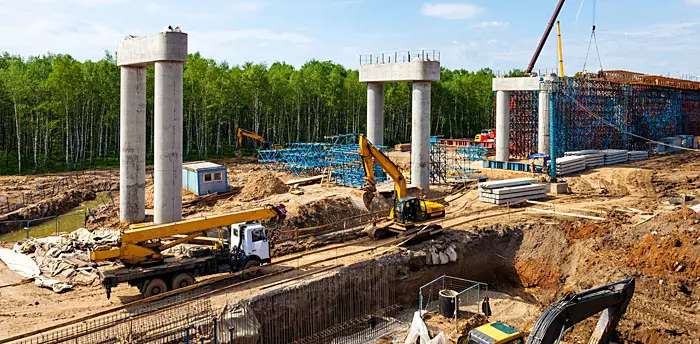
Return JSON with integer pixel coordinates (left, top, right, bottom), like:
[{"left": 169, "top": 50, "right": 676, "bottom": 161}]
[{"left": 0, "top": 191, "right": 115, "bottom": 242}]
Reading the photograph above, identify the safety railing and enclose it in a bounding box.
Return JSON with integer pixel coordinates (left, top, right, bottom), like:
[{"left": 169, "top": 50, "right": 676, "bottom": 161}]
[
  {"left": 360, "top": 50, "right": 440, "bottom": 65},
  {"left": 418, "top": 275, "right": 488, "bottom": 319}
]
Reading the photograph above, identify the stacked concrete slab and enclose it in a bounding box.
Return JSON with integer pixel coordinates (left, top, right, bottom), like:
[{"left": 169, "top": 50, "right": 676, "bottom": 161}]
[
  {"left": 602, "top": 150, "right": 629, "bottom": 165},
  {"left": 478, "top": 178, "right": 547, "bottom": 205},
  {"left": 565, "top": 150, "right": 605, "bottom": 167},
  {"left": 556, "top": 155, "right": 587, "bottom": 175},
  {"left": 628, "top": 151, "right": 649, "bottom": 161}
]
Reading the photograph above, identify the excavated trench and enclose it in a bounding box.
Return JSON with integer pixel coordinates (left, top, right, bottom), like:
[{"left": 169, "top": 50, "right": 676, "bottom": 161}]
[{"left": 247, "top": 220, "right": 700, "bottom": 343}]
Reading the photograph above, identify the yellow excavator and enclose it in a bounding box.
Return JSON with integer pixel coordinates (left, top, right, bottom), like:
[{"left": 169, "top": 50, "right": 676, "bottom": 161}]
[
  {"left": 90, "top": 205, "right": 286, "bottom": 298},
  {"left": 355, "top": 134, "right": 445, "bottom": 239},
  {"left": 236, "top": 128, "right": 282, "bottom": 156}
]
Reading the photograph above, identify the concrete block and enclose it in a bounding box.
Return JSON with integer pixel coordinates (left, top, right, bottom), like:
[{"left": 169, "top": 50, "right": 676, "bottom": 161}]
[
  {"left": 118, "top": 31, "right": 188, "bottom": 67},
  {"left": 445, "top": 246, "right": 457, "bottom": 262},
  {"left": 438, "top": 252, "right": 449, "bottom": 265},
  {"left": 360, "top": 61, "right": 440, "bottom": 83},
  {"left": 550, "top": 182, "right": 569, "bottom": 194}
]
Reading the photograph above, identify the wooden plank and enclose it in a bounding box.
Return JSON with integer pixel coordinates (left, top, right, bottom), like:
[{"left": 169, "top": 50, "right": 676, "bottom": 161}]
[
  {"left": 525, "top": 200, "right": 608, "bottom": 215},
  {"left": 527, "top": 207, "right": 606, "bottom": 221},
  {"left": 284, "top": 175, "right": 324, "bottom": 186}
]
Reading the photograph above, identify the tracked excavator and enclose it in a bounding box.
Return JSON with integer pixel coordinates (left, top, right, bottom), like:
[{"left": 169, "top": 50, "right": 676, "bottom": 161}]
[
  {"left": 90, "top": 205, "right": 286, "bottom": 298},
  {"left": 353, "top": 134, "right": 446, "bottom": 239},
  {"left": 461, "top": 277, "right": 636, "bottom": 344},
  {"left": 236, "top": 128, "right": 282, "bottom": 156}
]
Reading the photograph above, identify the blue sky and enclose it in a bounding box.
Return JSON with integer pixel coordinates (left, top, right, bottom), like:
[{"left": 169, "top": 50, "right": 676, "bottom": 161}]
[{"left": 1, "top": 0, "right": 699, "bottom": 77}]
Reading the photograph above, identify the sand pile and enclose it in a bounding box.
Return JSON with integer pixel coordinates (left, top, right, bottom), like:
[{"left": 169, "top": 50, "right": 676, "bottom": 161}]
[{"left": 238, "top": 171, "right": 289, "bottom": 202}]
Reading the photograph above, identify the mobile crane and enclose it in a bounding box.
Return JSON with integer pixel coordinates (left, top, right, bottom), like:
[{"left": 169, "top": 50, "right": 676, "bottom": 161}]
[
  {"left": 461, "top": 277, "right": 635, "bottom": 344},
  {"left": 355, "top": 134, "right": 446, "bottom": 239},
  {"left": 236, "top": 128, "right": 282, "bottom": 155},
  {"left": 90, "top": 205, "right": 287, "bottom": 298}
]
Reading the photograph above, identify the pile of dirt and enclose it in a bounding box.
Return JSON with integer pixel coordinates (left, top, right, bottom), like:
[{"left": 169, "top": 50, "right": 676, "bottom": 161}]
[
  {"left": 0, "top": 189, "right": 96, "bottom": 234},
  {"left": 286, "top": 196, "right": 364, "bottom": 228},
  {"left": 628, "top": 232, "right": 699, "bottom": 279},
  {"left": 237, "top": 171, "right": 289, "bottom": 202},
  {"left": 563, "top": 221, "right": 610, "bottom": 242},
  {"left": 514, "top": 225, "right": 566, "bottom": 290},
  {"left": 661, "top": 206, "right": 699, "bottom": 223}
]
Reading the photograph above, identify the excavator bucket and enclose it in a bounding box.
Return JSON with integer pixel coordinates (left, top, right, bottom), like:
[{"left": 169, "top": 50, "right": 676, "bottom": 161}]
[{"left": 349, "top": 188, "right": 375, "bottom": 210}]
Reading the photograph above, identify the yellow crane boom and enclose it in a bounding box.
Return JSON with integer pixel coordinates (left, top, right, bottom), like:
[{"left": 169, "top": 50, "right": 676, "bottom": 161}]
[
  {"left": 557, "top": 20, "right": 565, "bottom": 77},
  {"left": 91, "top": 205, "right": 286, "bottom": 265}
]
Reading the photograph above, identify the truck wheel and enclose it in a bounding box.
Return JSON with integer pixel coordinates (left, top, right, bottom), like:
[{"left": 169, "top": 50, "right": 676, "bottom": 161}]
[
  {"left": 171, "top": 273, "right": 195, "bottom": 290},
  {"left": 242, "top": 259, "right": 262, "bottom": 279},
  {"left": 143, "top": 278, "right": 168, "bottom": 297}
]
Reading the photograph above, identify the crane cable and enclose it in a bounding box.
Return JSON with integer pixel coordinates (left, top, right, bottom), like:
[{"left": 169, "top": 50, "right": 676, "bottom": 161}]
[{"left": 581, "top": 0, "right": 603, "bottom": 73}]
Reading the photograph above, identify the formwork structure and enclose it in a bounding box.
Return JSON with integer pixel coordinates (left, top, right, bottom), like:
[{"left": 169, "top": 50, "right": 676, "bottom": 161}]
[
  {"left": 257, "top": 134, "right": 386, "bottom": 188},
  {"left": 500, "top": 72, "right": 700, "bottom": 160},
  {"left": 430, "top": 141, "right": 488, "bottom": 183}
]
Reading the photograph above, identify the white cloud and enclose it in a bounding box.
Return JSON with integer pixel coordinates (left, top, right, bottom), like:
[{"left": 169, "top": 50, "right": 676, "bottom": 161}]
[
  {"left": 229, "top": 1, "right": 269, "bottom": 12},
  {"left": 421, "top": 3, "right": 482, "bottom": 20},
  {"left": 472, "top": 21, "right": 509, "bottom": 29},
  {"left": 686, "top": 0, "right": 700, "bottom": 5},
  {"left": 72, "top": 0, "right": 123, "bottom": 7},
  {"left": 195, "top": 29, "right": 313, "bottom": 45}
]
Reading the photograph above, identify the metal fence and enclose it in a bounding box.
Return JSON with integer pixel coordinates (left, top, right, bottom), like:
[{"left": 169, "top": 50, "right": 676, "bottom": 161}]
[
  {"left": 419, "top": 275, "right": 488, "bottom": 319},
  {"left": 360, "top": 50, "right": 440, "bottom": 65}
]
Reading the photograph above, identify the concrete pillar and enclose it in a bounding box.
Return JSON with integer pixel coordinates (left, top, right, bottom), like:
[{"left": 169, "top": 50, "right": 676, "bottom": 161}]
[
  {"left": 153, "top": 61, "right": 183, "bottom": 224},
  {"left": 495, "top": 90, "right": 511, "bottom": 161},
  {"left": 366, "top": 82, "right": 385, "bottom": 146},
  {"left": 119, "top": 66, "right": 146, "bottom": 223},
  {"left": 411, "top": 82, "right": 431, "bottom": 190},
  {"left": 538, "top": 90, "right": 551, "bottom": 155}
]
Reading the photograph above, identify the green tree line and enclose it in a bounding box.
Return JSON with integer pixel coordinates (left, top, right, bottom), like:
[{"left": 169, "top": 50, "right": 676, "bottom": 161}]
[{"left": 0, "top": 52, "right": 496, "bottom": 175}]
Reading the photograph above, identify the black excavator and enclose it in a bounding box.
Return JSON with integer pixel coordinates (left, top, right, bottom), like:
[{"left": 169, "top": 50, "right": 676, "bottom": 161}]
[{"left": 462, "top": 277, "right": 636, "bottom": 344}]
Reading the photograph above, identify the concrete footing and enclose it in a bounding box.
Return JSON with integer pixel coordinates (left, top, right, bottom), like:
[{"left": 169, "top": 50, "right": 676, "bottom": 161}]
[
  {"left": 549, "top": 182, "right": 569, "bottom": 194},
  {"left": 411, "top": 82, "right": 431, "bottom": 190}
]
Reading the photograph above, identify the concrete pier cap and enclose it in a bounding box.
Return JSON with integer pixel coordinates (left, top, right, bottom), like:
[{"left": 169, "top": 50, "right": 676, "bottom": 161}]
[
  {"left": 117, "top": 27, "right": 187, "bottom": 224},
  {"left": 359, "top": 50, "right": 440, "bottom": 190},
  {"left": 492, "top": 75, "right": 559, "bottom": 161}
]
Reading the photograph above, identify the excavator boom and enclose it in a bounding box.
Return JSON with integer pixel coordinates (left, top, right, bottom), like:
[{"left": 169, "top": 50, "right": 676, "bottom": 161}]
[
  {"left": 91, "top": 205, "right": 286, "bottom": 265},
  {"left": 526, "top": 277, "right": 635, "bottom": 344},
  {"left": 237, "top": 128, "right": 265, "bottom": 146},
  {"left": 358, "top": 134, "right": 408, "bottom": 200}
]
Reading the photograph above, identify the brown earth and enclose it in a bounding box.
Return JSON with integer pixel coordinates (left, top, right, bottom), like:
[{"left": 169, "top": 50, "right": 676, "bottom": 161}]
[{"left": 237, "top": 171, "right": 289, "bottom": 202}]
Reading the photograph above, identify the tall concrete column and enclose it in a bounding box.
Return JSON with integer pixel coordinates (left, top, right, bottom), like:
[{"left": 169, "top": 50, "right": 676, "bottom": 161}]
[
  {"left": 495, "top": 90, "right": 511, "bottom": 161},
  {"left": 153, "top": 61, "right": 183, "bottom": 224},
  {"left": 366, "top": 82, "right": 385, "bottom": 145},
  {"left": 119, "top": 66, "right": 146, "bottom": 223},
  {"left": 538, "top": 90, "right": 551, "bottom": 155},
  {"left": 411, "top": 82, "right": 431, "bottom": 190}
]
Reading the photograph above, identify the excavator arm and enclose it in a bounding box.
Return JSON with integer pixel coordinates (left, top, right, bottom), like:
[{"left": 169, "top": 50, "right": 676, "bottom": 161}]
[
  {"left": 358, "top": 134, "right": 407, "bottom": 199},
  {"left": 526, "top": 277, "right": 635, "bottom": 344},
  {"left": 237, "top": 128, "right": 265, "bottom": 147},
  {"left": 91, "top": 205, "right": 286, "bottom": 265}
]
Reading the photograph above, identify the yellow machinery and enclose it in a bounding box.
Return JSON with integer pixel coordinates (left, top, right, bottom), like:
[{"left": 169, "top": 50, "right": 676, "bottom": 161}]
[
  {"left": 91, "top": 205, "right": 287, "bottom": 297},
  {"left": 91, "top": 205, "right": 285, "bottom": 265},
  {"left": 236, "top": 128, "right": 282, "bottom": 153},
  {"left": 557, "top": 21, "right": 565, "bottom": 77},
  {"left": 356, "top": 134, "right": 446, "bottom": 239}
]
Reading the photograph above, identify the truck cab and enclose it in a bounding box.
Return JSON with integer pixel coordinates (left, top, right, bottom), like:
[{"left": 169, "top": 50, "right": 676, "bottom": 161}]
[
  {"left": 229, "top": 222, "right": 271, "bottom": 267},
  {"left": 460, "top": 322, "right": 524, "bottom": 344}
]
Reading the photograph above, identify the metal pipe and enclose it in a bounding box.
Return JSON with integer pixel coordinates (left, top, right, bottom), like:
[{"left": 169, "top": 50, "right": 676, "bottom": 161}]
[
  {"left": 557, "top": 21, "right": 565, "bottom": 76},
  {"left": 526, "top": 0, "right": 566, "bottom": 74}
]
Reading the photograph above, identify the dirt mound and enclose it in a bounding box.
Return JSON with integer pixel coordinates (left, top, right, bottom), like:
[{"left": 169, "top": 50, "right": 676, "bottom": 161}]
[
  {"left": 514, "top": 225, "right": 567, "bottom": 290},
  {"left": 628, "top": 232, "right": 699, "bottom": 279},
  {"left": 237, "top": 171, "right": 289, "bottom": 202},
  {"left": 662, "top": 207, "right": 699, "bottom": 223},
  {"left": 286, "top": 196, "right": 364, "bottom": 229},
  {"left": 563, "top": 221, "right": 610, "bottom": 242}
]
